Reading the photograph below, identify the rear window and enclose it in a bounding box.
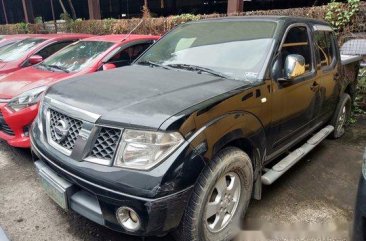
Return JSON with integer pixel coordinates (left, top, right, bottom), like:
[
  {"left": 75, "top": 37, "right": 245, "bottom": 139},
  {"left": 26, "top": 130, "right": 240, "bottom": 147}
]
[{"left": 0, "top": 38, "right": 45, "bottom": 62}]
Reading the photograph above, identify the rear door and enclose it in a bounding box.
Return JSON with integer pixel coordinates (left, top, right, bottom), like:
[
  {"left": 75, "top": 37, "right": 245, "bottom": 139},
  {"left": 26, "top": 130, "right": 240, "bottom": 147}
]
[{"left": 313, "top": 26, "right": 339, "bottom": 121}]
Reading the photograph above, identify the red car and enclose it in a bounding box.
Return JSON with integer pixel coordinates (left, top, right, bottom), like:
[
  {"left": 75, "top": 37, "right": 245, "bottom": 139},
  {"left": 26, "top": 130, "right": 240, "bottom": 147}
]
[
  {"left": 0, "top": 34, "right": 37, "bottom": 49},
  {"left": 0, "top": 34, "right": 160, "bottom": 147},
  {"left": 0, "top": 34, "right": 92, "bottom": 76}
]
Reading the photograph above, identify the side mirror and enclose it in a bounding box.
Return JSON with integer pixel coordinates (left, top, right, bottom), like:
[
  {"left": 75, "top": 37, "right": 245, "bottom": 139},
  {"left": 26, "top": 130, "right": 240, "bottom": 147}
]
[
  {"left": 284, "top": 54, "right": 306, "bottom": 80},
  {"left": 29, "top": 55, "right": 43, "bottom": 65},
  {"left": 102, "top": 63, "right": 117, "bottom": 71}
]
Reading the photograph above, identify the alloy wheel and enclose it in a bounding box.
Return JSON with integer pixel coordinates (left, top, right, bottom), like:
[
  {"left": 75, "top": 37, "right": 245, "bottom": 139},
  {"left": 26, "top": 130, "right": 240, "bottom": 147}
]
[{"left": 205, "top": 172, "right": 241, "bottom": 233}]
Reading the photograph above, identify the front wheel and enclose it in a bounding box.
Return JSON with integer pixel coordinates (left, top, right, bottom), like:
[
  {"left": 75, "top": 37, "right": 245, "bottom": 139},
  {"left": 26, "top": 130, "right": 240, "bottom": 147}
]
[
  {"left": 175, "top": 147, "right": 253, "bottom": 241},
  {"left": 330, "top": 93, "right": 351, "bottom": 139}
]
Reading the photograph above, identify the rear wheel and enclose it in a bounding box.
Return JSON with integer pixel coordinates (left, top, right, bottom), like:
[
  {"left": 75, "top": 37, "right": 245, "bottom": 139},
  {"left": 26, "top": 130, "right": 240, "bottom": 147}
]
[
  {"left": 330, "top": 93, "right": 351, "bottom": 139},
  {"left": 175, "top": 147, "right": 253, "bottom": 241}
]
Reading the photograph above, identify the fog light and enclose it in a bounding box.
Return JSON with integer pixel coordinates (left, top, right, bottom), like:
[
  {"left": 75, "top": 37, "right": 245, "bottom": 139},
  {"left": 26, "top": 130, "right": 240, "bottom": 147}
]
[
  {"left": 116, "top": 207, "right": 141, "bottom": 231},
  {"left": 23, "top": 126, "right": 30, "bottom": 137}
]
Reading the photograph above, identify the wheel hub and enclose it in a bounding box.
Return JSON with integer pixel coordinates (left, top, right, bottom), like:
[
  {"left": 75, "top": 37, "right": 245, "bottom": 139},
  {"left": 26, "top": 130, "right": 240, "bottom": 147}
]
[{"left": 205, "top": 172, "right": 241, "bottom": 233}]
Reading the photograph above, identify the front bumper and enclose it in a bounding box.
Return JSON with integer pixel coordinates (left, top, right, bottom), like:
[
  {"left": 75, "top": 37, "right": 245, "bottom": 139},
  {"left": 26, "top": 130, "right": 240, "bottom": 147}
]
[
  {"left": 32, "top": 148, "right": 193, "bottom": 236},
  {"left": 0, "top": 104, "right": 38, "bottom": 148}
]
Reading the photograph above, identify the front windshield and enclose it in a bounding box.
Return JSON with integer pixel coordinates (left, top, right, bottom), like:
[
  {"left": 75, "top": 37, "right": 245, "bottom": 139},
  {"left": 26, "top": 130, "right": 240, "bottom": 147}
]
[
  {"left": 136, "top": 21, "right": 277, "bottom": 81},
  {"left": 40, "top": 41, "right": 114, "bottom": 73},
  {"left": 0, "top": 38, "right": 45, "bottom": 62}
]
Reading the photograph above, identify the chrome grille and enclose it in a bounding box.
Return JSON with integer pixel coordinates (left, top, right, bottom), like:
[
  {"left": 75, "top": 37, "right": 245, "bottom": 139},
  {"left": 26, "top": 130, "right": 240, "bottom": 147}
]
[
  {"left": 89, "top": 127, "right": 122, "bottom": 160},
  {"left": 49, "top": 109, "right": 83, "bottom": 151}
]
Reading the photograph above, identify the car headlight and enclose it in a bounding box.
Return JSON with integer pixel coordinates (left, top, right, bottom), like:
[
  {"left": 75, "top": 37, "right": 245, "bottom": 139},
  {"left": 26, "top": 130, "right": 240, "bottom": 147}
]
[
  {"left": 6, "top": 86, "right": 47, "bottom": 112},
  {"left": 114, "top": 129, "right": 184, "bottom": 170}
]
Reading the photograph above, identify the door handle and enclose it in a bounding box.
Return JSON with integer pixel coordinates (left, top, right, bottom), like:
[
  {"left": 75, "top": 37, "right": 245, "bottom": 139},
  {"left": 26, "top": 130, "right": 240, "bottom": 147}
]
[{"left": 310, "top": 81, "right": 320, "bottom": 92}]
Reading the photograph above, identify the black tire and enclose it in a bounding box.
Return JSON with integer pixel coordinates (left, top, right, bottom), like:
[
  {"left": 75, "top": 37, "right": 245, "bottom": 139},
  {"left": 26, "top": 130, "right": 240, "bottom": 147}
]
[
  {"left": 330, "top": 93, "right": 352, "bottom": 139},
  {"left": 175, "top": 147, "right": 253, "bottom": 241}
]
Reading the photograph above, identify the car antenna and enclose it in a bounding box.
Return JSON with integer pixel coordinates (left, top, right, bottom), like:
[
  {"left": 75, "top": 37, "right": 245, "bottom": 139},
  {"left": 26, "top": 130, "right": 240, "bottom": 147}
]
[{"left": 121, "top": 19, "right": 144, "bottom": 42}]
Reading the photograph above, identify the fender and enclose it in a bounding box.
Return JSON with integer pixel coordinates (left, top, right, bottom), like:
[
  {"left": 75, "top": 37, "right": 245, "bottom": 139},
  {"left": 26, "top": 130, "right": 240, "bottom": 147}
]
[{"left": 184, "top": 111, "right": 266, "bottom": 176}]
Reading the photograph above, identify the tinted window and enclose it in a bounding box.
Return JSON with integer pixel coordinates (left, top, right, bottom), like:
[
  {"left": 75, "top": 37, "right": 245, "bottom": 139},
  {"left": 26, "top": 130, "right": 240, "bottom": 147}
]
[
  {"left": 0, "top": 38, "right": 45, "bottom": 62},
  {"left": 107, "top": 43, "right": 151, "bottom": 67},
  {"left": 314, "top": 31, "right": 336, "bottom": 68},
  {"left": 36, "top": 41, "right": 74, "bottom": 59},
  {"left": 137, "top": 21, "right": 277, "bottom": 82},
  {"left": 281, "top": 26, "right": 312, "bottom": 73}
]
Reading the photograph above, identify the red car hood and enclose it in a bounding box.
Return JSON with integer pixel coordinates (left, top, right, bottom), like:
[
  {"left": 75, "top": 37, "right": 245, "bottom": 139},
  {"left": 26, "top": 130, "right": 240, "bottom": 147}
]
[
  {"left": 0, "top": 66, "right": 76, "bottom": 99},
  {"left": 0, "top": 61, "right": 22, "bottom": 75}
]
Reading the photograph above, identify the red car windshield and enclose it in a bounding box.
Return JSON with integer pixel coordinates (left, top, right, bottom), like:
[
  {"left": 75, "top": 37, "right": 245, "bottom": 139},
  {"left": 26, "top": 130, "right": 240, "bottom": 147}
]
[
  {"left": 0, "top": 38, "right": 45, "bottom": 62},
  {"left": 40, "top": 41, "right": 114, "bottom": 73}
]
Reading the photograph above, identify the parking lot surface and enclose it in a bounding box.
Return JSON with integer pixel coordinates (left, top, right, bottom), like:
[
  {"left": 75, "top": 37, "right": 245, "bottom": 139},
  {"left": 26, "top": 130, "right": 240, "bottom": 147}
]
[{"left": 1, "top": 117, "right": 365, "bottom": 241}]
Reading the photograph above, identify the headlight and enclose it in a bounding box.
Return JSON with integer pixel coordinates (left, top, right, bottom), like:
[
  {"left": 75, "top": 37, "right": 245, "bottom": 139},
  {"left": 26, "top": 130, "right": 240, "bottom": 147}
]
[
  {"left": 6, "top": 86, "right": 47, "bottom": 112},
  {"left": 114, "top": 129, "right": 184, "bottom": 170}
]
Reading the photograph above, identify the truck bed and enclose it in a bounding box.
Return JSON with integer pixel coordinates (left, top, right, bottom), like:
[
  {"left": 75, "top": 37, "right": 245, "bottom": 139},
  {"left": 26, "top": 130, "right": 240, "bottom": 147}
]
[{"left": 341, "top": 54, "right": 363, "bottom": 65}]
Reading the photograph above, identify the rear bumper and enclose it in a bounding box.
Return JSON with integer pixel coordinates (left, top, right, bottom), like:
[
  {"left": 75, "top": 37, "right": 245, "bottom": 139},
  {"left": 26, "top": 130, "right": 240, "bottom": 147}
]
[
  {"left": 32, "top": 149, "right": 193, "bottom": 236},
  {"left": 0, "top": 104, "right": 38, "bottom": 148}
]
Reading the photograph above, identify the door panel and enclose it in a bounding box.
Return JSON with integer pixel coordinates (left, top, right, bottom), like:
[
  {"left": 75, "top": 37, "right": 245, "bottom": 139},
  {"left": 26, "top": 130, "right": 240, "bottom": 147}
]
[
  {"left": 268, "top": 25, "right": 319, "bottom": 154},
  {"left": 270, "top": 78, "right": 318, "bottom": 149},
  {"left": 314, "top": 31, "right": 339, "bottom": 121}
]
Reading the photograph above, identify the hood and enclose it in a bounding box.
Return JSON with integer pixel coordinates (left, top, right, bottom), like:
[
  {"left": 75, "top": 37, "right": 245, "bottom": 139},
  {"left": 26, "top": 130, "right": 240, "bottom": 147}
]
[
  {"left": 0, "top": 61, "right": 21, "bottom": 75},
  {"left": 47, "top": 65, "right": 249, "bottom": 129},
  {"left": 0, "top": 66, "right": 72, "bottom": 99}
]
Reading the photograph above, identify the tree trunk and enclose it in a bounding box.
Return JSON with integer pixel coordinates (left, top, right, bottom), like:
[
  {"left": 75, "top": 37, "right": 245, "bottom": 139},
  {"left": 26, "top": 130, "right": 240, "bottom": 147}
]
[
  {"left": 1, "top": 0, "right": 8, "bottom": 24},
  {"left": 59, "top": 0, "right": 68, "bottom": 15},
  {"left": 67, "top": 0, "right": 77, "bottom": 20}
]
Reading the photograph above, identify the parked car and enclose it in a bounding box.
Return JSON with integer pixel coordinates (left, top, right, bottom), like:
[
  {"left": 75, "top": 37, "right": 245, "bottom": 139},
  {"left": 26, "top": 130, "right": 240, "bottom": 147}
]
[
  {"left": 0, "top": 34, "right": 91, "bottom": 76},
  {"left": 0, "top": 34, "right": 36, "bottom": 49},
  {"left": 353, "top": 149, "right": 366, "bottom": 241},
  {"left": 0, "top": 34, "right": 159, "bottom": 148},
  {"left": 31, "top": 17, "right": 361, "bottom": 241}
]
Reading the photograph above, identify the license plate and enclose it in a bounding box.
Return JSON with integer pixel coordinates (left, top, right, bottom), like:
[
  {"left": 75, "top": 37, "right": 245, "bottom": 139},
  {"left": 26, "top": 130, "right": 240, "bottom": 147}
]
[{"left": 40, "top": 175, "right": 68, "bottom": 210}]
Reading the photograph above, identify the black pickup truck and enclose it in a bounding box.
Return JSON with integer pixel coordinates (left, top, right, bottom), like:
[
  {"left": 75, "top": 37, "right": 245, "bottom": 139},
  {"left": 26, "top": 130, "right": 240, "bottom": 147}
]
[{"left": 31, "top": 16, "right": 361, "bottom": 241}]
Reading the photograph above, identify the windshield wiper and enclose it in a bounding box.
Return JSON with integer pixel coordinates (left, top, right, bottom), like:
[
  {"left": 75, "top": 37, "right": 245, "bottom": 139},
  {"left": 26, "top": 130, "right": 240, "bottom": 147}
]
[
  {"left": 137, "top": 60, "right": 171, "bottom": 70},
  {"left": 37, "top": 63, "right": 52, "bottom": 71},
  {"left": 47, "top": 65, "right": 70, "bottom": 73},
  {"left": 167, "top": 64, "right": 229, "bottom": 79}
]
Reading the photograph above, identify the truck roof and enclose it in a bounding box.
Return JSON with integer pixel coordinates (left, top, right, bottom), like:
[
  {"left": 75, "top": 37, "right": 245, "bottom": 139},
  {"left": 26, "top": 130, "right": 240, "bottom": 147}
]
[{"left": 200, "top": 15, "right": 330, "bottom": 26}]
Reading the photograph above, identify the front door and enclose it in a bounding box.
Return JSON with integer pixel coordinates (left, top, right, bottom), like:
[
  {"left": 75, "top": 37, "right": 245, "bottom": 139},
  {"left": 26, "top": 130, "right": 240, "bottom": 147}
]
[{"left": 268, "top": 25, "right": 321, "bottom": 156}]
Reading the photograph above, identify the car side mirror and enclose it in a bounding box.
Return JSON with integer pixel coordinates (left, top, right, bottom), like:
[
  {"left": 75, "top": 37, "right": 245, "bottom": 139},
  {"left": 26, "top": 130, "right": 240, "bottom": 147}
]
[
  {"left": 102, "top": 63, "right": 117, "bottom": 71},
  {"left": 284, "top": 54, "right": 306, "bottom": 80},
  {"left": 29, "top": 55, "right": 43, "bottom": 65}
]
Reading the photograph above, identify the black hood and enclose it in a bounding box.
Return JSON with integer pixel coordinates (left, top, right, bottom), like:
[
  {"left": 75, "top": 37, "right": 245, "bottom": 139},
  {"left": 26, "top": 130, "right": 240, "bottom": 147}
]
[{"left": 47, "top": 65, "right": 248, "bottom": 129}]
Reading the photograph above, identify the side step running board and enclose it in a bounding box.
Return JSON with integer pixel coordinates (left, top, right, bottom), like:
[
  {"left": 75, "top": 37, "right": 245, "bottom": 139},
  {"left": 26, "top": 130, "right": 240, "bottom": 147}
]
[{"left": 261, "top": 125, "right": 334, "bottom": 185}]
